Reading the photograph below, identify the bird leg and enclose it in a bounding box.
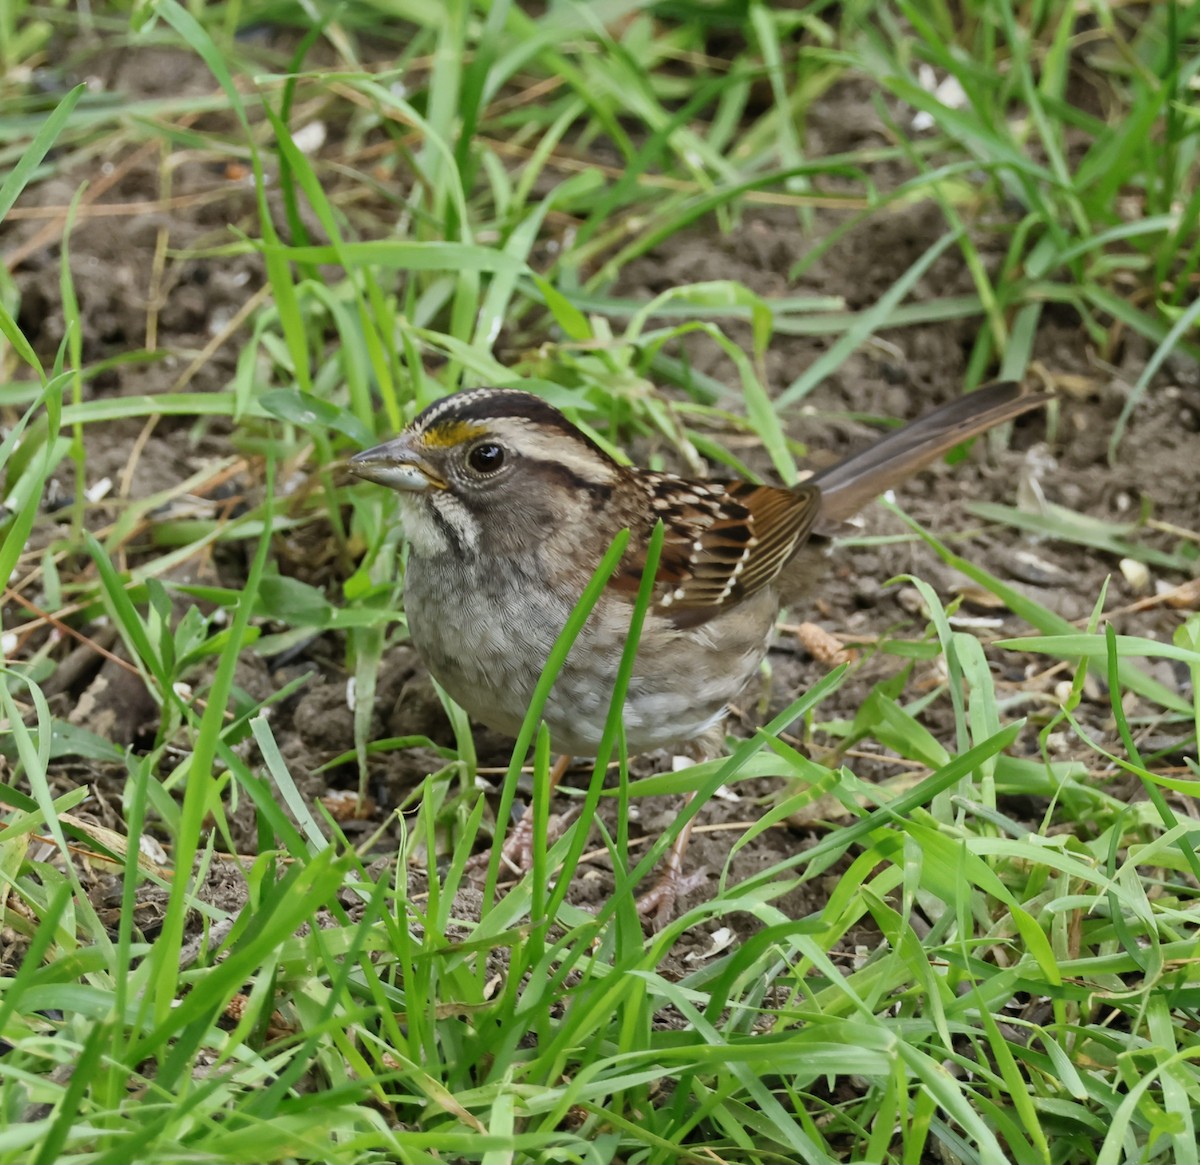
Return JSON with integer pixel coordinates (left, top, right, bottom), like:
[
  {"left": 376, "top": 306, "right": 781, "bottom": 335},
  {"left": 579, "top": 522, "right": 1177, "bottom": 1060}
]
[
  {"left": 467, "top": 753, "right": 572, "bottom": 879},
  {"left": 635, "top": 789, "right": 708, "bottom": 928},
  {"left": 468, "top": 751, "right": 710, "bottom": 927},
  {"left": 635, "top": 796, "right": 707, "bottom": 927},
  {"left": 634, "top": 739, "right": 722, "bottom": 927}
]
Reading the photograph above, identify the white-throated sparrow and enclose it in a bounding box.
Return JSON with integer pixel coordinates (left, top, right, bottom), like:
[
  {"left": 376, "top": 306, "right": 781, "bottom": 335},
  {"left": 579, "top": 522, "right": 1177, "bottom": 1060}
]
[{"left": 350, "top": 382, "right": 1049, "bottom": 917}]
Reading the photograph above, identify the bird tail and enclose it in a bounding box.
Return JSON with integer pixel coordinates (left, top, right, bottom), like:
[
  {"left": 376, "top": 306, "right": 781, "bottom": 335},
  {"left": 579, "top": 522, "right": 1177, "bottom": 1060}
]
[{"left": 812, "top": 381, "right": 1050, "bottom": 522}]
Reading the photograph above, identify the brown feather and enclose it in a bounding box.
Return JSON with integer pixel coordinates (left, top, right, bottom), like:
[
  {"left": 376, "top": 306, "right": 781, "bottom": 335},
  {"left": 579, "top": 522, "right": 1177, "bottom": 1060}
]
[
  {"left": 611, "top": 474, "right": 823, "bottom": 628},
  {"left": 814, "top": 381, "right": 1050, "bottom": 521},
  {"left": 609, "top": 382, "right": 1049, "bottom": 630}
]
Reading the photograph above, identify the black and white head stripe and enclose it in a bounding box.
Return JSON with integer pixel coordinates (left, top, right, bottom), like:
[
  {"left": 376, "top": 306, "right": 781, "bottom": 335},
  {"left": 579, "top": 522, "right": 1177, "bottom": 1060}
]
[
  {"left": 411, "top": 389, "right": 586, "bottom": 439},
  {"left": 409, "top": 388, "right": 615, "bottom": 468}
]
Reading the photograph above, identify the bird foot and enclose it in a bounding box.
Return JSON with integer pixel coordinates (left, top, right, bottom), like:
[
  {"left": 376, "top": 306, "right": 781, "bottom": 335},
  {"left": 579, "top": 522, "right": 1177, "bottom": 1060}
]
[
  {"left": 465, "top": 810, "right": 571, "bottom": 881},
  {"left": 636, "top": 862, "right": 708, "bottom": 930}
]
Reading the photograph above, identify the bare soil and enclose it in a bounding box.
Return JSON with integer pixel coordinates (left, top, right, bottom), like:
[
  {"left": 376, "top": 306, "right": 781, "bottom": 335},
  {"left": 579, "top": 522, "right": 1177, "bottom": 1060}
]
[{"left": 6, "top": 43, "right": 1199, "bottom": 975}]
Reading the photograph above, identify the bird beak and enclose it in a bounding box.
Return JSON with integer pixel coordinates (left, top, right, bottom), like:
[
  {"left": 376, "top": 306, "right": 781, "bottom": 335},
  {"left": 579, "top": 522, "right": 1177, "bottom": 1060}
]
[{"left": 348, "top": 435, "right": 446, "bottom": 492}]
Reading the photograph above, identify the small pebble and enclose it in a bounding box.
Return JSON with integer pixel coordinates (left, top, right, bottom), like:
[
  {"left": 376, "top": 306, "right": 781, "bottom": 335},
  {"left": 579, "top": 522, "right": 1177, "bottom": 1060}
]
[
  {"left": 1119, "top": 557, "right": 1151, "bottom": 593},
  {"left": 1006, "top": 549, "right": 1072, "bottom": 587}
]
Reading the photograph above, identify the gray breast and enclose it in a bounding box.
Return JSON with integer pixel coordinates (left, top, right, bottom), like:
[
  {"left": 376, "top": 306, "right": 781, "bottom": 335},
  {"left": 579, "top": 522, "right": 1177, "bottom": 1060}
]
[
  {"left": 402, "top": 554, "right": 777, "bottom": 756},
  {"left": 404, "top": 552, "right": 568, "bottom": 741}
]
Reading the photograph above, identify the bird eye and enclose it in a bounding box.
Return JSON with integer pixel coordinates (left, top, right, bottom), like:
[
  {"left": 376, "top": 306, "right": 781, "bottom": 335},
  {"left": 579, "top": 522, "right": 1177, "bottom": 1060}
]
[{"left": 467, "top": 442, "right": 505, "bottom": 474}]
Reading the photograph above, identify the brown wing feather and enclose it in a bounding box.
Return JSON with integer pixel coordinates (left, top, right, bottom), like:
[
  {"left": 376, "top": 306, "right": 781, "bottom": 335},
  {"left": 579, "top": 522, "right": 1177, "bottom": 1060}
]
[
  {"left": 726, "top": 482, "right": 822, "bottom": 596},
  {"left": 610, "top": 473, "right": 823, "bottom": 629},
  {"left": 605, "top": 382, "right": 1049, "bottom": 631}
]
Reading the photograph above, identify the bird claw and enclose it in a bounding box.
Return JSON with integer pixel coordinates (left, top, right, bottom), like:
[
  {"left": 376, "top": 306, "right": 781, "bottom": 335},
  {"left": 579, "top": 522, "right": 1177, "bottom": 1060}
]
[
  {"left": 636, "top": 863, "right": 708, "bottom": 930},
  {"left": 466, "top": 810, "right": 571, "bottom": 881}
]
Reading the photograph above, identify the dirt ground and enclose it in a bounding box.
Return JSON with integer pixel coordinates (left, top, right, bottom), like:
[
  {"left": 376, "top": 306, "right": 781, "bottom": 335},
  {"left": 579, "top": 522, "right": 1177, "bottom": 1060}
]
[{"left": 6, "top": 41, "right": 1200, "bottom": 973}]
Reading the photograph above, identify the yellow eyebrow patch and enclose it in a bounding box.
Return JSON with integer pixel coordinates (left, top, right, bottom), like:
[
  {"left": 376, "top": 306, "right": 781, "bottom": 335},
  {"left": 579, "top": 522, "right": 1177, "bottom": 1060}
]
[{"left": 420, "top": 419, "right": 487, "bottom": 448}]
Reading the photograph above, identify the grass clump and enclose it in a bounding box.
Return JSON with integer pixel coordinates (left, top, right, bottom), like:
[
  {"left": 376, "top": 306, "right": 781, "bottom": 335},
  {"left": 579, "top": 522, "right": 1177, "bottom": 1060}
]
[{"left": 1, "top": 2, "right": 1198, "bottom": 1162}]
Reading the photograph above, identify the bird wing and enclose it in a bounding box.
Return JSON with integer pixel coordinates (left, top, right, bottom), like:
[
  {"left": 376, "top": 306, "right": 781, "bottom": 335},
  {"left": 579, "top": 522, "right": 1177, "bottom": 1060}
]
[{"left": 611, "top": 475, "right": 822, "bottom": 629}]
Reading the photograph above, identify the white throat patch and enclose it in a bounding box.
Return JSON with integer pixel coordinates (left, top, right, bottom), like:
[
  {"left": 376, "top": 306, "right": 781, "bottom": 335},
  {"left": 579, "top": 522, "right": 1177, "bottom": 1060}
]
[{"left": 397, "top": 492, "right": 481, "bottom": 557}]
